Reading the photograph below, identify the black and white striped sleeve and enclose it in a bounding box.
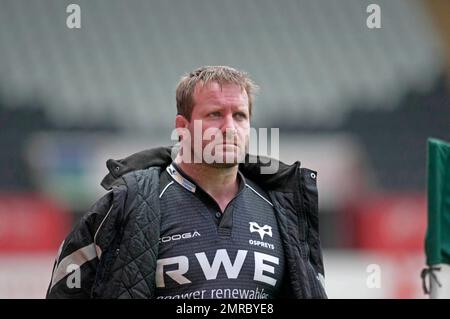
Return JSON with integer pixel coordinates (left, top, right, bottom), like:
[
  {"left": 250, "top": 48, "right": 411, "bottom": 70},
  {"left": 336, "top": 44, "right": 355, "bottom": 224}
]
[{"left": 46, "top": 190, "right": 116, "bottom": 299}]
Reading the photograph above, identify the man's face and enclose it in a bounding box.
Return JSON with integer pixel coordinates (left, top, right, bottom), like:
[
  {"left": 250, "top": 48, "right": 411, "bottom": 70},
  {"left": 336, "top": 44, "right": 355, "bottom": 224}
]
[{"left": 178, "top": 82, "right": 250, "bottom": 167}]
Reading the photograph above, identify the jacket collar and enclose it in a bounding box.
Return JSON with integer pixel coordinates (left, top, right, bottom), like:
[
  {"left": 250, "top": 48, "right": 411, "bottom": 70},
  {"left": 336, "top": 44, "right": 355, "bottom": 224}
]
[{"left": 101, "top": 145, "right": 301, "bottom": 192}]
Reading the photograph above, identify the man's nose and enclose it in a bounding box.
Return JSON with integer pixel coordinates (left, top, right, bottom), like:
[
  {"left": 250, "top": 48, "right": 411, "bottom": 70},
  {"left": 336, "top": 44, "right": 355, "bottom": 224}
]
[{"left": 220, "top": 114, "right": 237, "bottom": 133}]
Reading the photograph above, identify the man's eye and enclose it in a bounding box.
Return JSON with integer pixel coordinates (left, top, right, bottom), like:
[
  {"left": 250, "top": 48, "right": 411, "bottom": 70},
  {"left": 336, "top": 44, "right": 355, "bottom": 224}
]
[
  {"left": 208, "top": 112, "right": 221, "bottom": 118},
  {"left": 234, "top": 113, "right": 247, "bottom": 120}
]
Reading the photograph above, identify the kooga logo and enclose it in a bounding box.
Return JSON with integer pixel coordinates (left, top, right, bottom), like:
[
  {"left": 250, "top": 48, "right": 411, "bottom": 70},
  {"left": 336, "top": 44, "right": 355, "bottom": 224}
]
[{"left": 159, "top": 231, "right": 201, "bottom": 243}]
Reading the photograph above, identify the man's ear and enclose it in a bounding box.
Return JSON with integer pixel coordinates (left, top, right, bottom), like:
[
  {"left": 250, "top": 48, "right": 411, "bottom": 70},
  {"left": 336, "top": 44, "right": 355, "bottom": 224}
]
[
  {"left": 175, "top": 115, "right": 189, "bottom": 141},
  {"left": 175, "top": 114, "right": 189, "bottom": 129}
]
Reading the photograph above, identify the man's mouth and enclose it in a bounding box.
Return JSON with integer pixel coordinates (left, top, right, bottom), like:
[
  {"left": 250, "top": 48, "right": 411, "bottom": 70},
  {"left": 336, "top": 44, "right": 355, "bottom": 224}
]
[{"left": 222, "top": 143, "right": 238, "bottom": 148}]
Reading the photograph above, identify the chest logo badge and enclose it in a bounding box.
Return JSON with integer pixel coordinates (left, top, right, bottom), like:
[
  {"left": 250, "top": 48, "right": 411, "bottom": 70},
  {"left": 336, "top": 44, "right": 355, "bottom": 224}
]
[{"left": 249, "top": 222, "right": 272, "bottom": 240}]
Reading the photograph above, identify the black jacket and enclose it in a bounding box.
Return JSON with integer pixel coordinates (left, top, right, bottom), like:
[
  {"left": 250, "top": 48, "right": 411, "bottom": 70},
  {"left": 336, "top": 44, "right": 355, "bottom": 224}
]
[{"left": 46, "top": 146, "right": 327, "bottom": 299}]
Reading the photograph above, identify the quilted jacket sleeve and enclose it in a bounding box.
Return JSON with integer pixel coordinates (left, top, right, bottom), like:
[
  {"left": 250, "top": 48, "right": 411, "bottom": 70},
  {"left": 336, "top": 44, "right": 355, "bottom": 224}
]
[{"left": 46, "top": 190, "right": 119, "bottom": 298}]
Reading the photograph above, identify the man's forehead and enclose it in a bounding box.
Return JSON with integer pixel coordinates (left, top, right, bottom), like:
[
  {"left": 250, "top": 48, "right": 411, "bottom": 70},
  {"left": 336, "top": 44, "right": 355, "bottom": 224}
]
[{"left": 193, "top": 81, "right": 247, "bottom": 100}]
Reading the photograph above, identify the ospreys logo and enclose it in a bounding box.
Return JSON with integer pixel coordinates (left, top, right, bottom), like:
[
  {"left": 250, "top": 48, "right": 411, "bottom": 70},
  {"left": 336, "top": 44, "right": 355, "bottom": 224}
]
[{"left": 249, "top": 222, "right": 272, "bottom": 240}]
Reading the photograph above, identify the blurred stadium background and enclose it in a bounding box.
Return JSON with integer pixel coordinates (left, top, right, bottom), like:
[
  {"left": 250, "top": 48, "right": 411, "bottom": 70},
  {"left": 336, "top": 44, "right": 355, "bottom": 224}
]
[{"left": 0, "top": 0, "right": 449, "bottom": 298}]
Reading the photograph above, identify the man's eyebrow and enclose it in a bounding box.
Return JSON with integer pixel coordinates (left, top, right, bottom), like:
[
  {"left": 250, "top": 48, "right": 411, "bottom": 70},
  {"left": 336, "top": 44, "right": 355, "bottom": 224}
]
[{"left": 234, "top": 105, "right": 249, "bottom": 111}]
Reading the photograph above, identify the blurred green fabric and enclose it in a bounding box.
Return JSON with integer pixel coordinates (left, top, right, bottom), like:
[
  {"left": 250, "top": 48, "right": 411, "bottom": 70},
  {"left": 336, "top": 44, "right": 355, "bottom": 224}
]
[{"left": 425, "top": 138, "right": 450, "bottom": 265}]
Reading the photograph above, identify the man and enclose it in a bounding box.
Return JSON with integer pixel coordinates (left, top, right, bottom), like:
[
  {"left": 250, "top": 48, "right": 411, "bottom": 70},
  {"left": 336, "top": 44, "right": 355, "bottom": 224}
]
[{"left": 46, "top": 66, "right": 327, "bottom": 299}]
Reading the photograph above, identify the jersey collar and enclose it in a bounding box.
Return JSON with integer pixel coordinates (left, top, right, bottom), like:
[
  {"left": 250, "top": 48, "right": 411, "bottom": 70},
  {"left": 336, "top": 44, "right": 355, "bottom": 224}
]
[
  {"left": 166, "top": 163, "right": 197, "bottom": 193},
  {"left": 166, "top": 162, "right": 246, "bottom": 195}
]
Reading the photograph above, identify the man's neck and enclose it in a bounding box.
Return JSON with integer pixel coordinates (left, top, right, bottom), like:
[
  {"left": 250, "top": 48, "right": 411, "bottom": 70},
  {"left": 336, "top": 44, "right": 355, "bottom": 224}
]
[{"left": 175, "top": 156, "right": 240, "bottom": 212}]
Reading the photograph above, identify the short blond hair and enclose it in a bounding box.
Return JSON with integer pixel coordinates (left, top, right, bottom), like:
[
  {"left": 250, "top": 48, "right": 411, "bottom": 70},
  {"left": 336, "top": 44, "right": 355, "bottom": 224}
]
[{"left": 176, "top": 65, "right": 258, "bottom": 120}]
